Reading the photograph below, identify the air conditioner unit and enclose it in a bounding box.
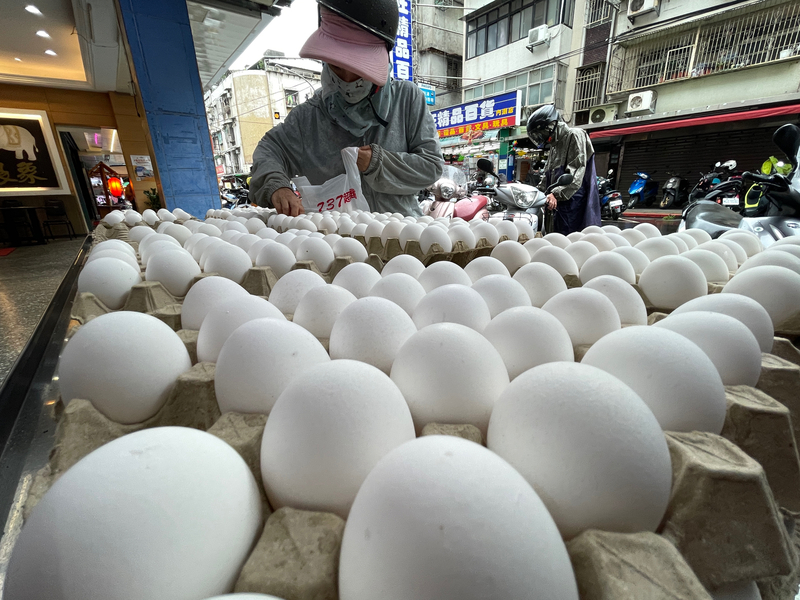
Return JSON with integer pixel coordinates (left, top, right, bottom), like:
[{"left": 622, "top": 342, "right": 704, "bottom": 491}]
[
  {"left": 627, "top": 90, "right": 656, "bottom": 113},
  {"left": 628, "top": 0, "right": 658, "bottom": 19},
  {"left": 527, "top": 25, "right": 550, "bottom": 49},
  {"left": 589, "top": 104, "right": 618, "bottom": 124}
]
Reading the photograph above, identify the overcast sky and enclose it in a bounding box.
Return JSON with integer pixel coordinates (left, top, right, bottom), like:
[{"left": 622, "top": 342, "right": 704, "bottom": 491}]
[{"left": 231, "top": 0, "right": 319, "bottom": 69}]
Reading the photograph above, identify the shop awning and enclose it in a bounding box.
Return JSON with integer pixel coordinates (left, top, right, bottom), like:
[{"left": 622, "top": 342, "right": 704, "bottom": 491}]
[{"left": 589, "top": 103, "right": 800, "bottom": 140}]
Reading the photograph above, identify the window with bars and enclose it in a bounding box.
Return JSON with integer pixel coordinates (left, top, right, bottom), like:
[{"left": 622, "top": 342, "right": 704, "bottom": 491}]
[
  {"left": 585, "top": 0, "right": 613, "bottom": 27},
  {"left": 573, "top": 63, "right": 605, "bottom": 111},
  {"left": 607, "top": 2, "right": 800, "bottom": 95},
  {"left": 466, "top": 0, "right": 564, "bottom": 60},
  {"left": 463, "top": 63, "right": 558, "bottom": 107}
]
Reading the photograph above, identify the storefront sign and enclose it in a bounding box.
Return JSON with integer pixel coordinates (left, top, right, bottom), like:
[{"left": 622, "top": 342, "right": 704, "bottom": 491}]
[
  {"left": 130, "top": 154, "right": 153, "bottom": 180},
  {"left": 0, "top": 108, "right": 69, "bottom": 196},
  {"left": 419, "top": 84, "right": 435, "bottom": 106},
  {"left": 431, "top": 90, "right": 522, "bottom": 138},
  {"left": 215, "top": 164, "right": 225, "bottom": 175},
  {"left": 391, "top": 0, "right": 413, "bottom": 82}
]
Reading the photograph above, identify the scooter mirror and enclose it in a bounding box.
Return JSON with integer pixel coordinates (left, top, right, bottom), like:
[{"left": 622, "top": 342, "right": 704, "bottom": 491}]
[
  {"left": 773, "top": 123, "right": 800, "bottom": 169},
  {"left": 608, "top": 169, "right": 614, "bottom": 176},
  {"left": 556, "top": 173, "right": 574, "bottom": 187},
  {"left": 477, "top": 158, "right": 497, "bottom": 176},
  {"left": 715, "top": 161, "right": 721, "bottom": 168}
]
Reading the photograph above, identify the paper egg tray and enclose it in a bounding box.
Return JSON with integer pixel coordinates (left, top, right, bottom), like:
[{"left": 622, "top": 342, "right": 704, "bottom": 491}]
[{"left": 25, "top": 224, "right": 800, "bottom": 599}]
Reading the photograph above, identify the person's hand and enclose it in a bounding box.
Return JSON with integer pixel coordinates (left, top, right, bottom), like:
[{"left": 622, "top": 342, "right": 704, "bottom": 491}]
[
  {"left": 546, "top": 193, "right": 558, "bottom": 210},
  {"left": 272, "top": 187, "right": 304, "bottom": 216},
  {"left": 357, "top": 145, "right": 373, "bottom": 172}
]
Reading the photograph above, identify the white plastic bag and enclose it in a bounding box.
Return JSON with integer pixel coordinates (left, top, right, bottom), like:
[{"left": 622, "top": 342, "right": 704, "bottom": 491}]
[{"left": 292, "top": 147, "right": 370, "bottom": 213}]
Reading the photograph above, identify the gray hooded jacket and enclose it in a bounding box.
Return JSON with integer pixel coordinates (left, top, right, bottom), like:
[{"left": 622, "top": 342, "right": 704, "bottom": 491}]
[{"left": 250, "top": 79, "right": 444, "bottom": 216}]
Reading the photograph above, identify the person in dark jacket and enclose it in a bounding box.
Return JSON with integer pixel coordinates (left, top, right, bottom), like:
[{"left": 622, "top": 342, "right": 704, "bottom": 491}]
[{"left": 527, "top": 105, "right": 601, "bottom": 234}]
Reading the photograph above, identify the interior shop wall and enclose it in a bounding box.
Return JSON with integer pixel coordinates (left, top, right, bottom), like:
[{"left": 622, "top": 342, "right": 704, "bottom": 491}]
[{"left": 0, "top": 84, "right": 157, "bottom": 232}]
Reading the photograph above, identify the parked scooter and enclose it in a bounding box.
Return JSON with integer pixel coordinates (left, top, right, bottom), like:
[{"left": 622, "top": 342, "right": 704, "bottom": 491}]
[
  {"left": 687, "top": 160, "right": 739, "bottom": 203},
  {"left": 598, "top": 169, "right": 624, "bottom": 220},
  {"left": 681, "top": 124, "right": 800, "bottom": 247},
  {"left": 221, "top": 187, "right": 250, "bottom": 209},
  {"left": 474, "top": 158, "right": 573, "bottom": 234},
  {"left": 659, "top": 171, "right": 689, "bottom": 209},
  {"left": 703, "top": 177, "right": 744, "bottom": 212},
  {"left": 627, "top": 171, "right": 660, "bottom": 209},
  {"left": 420, "top": 166, "right": 488, "bottom": 221}
]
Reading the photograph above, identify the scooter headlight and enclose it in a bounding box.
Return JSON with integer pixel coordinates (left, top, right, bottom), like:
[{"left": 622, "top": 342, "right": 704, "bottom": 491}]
[
  {"left": 440, "top": 183, "right": 455, "bottom": 200},
  {"left": 483, "top": 175, "right": 497, "bottom": 188},
  {"left": 511, "top": 186, "right": 536, "bottom": 209}
]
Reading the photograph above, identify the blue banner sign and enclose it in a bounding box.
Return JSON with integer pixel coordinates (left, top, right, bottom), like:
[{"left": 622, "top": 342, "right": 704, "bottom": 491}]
[
  {"left": 431, "top": 90, "right": 522, "bottom": 138},
  {"left": 419, "top": 84, "right": 436, "bottom": 105},
  {"left": 392, "top": 0, "right": 413, "bottom": 82}
]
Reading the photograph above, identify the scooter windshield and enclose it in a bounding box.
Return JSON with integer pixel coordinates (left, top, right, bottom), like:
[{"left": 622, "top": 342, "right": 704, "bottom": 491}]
[{"left": 442, "top": 165, "right": 468, "bottom": 190}]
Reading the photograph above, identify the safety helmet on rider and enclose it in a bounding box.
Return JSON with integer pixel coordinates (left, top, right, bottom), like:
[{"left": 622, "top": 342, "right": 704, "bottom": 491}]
[{"left": 527, "top": 104, "right": 560, "bottom": 147}]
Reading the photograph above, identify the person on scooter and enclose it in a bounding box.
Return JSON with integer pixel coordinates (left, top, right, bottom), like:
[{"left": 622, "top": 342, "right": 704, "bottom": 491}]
[
  {"left": 250, "top": 0, "right": 443, "bottom": 217},
  {"left": 527, "top": 105, "right": 601, "bottom": 234}
]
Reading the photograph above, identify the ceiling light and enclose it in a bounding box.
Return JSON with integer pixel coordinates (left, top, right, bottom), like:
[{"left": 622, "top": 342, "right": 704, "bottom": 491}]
[
  {"left": 45, "top": 49, "right": 57, "bottom": 56},
  {"left": 14, "top": 58, "right": 22, "bottom": 62},
  {"left": 25, "top": 5, "right": 43, "bottom": 15},
  {"left": 36, "top": 30, "right": 50, "bottom": 38}
]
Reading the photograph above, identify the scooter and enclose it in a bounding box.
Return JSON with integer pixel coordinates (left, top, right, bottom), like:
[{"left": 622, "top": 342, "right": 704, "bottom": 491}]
[
  {"left": 598, "top": 169, "right": 624, "bottom": 220},
  {"left": 703, "top": 178, "right": 744, "bottom": 212},
  {"left": 687, "top": 160, "right": 738, "bottom": 203},
  {"left": 475, "top": 158, "right": 573, "bottom": 234},
  {"left": 627, "top": 171, "right": 660, "bottom": 209},
  {"left": 420, "top": 166, "right": 489, "bottom": 221},
  {"left": 681, "top": 124, "right": 800, "bottom": 247},
  {"left": 659, "top": 172, "right": 689, "bottom": 209}
]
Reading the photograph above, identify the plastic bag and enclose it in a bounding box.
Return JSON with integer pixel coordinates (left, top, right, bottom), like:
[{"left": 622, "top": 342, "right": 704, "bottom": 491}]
[{"left": 292, "top": 147, "right": 370, "bottom": 213}]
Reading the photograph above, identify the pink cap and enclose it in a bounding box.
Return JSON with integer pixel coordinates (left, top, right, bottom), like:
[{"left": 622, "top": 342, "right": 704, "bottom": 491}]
[{"left": 300, "top": 8, "right": 390, "bottom": 87}]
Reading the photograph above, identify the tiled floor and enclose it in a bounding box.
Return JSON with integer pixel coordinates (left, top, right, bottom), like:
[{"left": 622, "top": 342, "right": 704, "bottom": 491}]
[{"left": 0, "top": 239, "right": 85, "bottom": 388}]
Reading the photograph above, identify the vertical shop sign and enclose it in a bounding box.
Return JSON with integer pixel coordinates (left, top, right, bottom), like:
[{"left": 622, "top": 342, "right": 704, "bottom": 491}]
[{"left": 392, "top": 0, "right": 413, "bottom": 82}]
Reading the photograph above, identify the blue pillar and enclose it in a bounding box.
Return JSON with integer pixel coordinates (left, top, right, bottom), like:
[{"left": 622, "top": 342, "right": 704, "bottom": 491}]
[{"left": 117, "top": 0, "right": 218, "bottom": 216}]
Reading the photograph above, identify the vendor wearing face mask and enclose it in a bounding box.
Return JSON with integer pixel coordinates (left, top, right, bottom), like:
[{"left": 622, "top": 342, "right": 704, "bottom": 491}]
[{"left": 250, "top": 0, "right": 444, "bottom": 217}]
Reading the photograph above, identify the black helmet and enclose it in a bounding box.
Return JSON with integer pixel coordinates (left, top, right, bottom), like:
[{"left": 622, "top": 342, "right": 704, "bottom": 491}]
[
  {"left": 527, "top": 105, "right": 560, "bottom": 146},
  {"left": 318, "top": 0, "right": 399, "bottom": 49}
]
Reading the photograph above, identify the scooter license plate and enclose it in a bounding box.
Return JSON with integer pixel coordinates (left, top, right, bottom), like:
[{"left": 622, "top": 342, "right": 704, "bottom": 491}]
[
  {"left": 722, "top": 196, "right": 739, "bottom": 206},
  {"left": 609, "top": 199, "right": 623, "bottom": 207}
]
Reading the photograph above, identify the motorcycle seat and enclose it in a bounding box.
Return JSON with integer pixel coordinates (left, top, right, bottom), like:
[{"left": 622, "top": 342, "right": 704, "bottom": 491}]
[{"left": 454, "top": 195, "right": 489, "bottom": 221}]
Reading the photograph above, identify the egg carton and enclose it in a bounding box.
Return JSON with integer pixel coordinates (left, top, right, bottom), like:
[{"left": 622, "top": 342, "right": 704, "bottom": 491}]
[
  {"left": 24, "top": 362, "right": 220, "bottom": 518},
  {"left": 70, "top": 281, "right": 179, "bottom": 324},
  {"left": 776, "top": 310, "right": 800, "bottom": 342},
  {"left": 773, "top": 337, "right": 800, "bottom": 367},
  {"left": 757, "top": 355, "right": 800, "bottom": 439},
  {"left": 660, "top": 431, "right": 796, "bottom": 590}
]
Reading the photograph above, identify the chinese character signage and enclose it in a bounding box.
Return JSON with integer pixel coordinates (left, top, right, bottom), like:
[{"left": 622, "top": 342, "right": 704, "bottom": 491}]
[
  {"left": 430, "top": 90, "right": 522, "bottom": 138},
  {"left": 0, "top": 108, "right": 69, "bottom": 196},
  {"left": 419, "top": 84, "right": 436, "bottom": 106},
  {"left": 391, "top": 0, "right": 413, "bottom": 82}
]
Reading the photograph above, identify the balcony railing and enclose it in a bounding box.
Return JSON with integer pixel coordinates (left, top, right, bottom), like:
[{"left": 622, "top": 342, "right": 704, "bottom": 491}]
[
  {"left": 607, "top": 1, "right": 800, "bottom": 95},
  {"left": 573, "top": 64, "right": 605, "bottom": 112},
  {"left": 585, "top": 0, "right": 614, "bottom": 28}
]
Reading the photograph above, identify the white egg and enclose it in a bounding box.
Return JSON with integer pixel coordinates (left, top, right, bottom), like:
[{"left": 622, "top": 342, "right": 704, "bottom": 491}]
[
  {"left": 413, "top": 284, "right": 492, "bottom": 332},
  {"left": 339, "top": 435, "right": 579, "bottom": 600},
  {"left": 601, "top": 225, "right": 622, "bottom": 234},
  {"left": 579, "top": 252, "right": 636, "bottom": 285},
  {"left": 246, "top": 239, "right": 274, "bottom": 264},
  {"left": 664, "top": 233, "right": 689, "bottom": 253},
  {"left": 582, "top": 275, "right": 647, "bottom": 326},
  {"left": 380, "top": 220, "right": 406, "bottom": 245},
  {"left": 293, "top": 284, "right": 357, "bottom": 338},
  {"left": 185, "top": 232, "right": 209, "bottom": 255},
  {"left": 605, "top": 233, "right": 631, "bottom": 248},
  {"left": 448, "top": 224, "right": 476, "bottom": 249},
  {"left": 471, "top": 274, "right": 531, "bottom": 318},
  {"left": 192, "top": 236, "right": 224, "bottom": 262},
  {"left": 417, "top": 261, "right": 472, "bottom": 292},
  {"left": 697, "top": 241, "right": 739, "bottom": 272},
  {"left": 103, "top": 210, "right": 125, "bottom": 225},
  {"left": 390, "top": 323, "right": 508, "bottom": 434},
  {"left": 472, "top": 222, "right": 501, "bottom": 246},
  {"left": 672, "top": 293, "right": 774, "bottom": 352},
  {"left": 681, "top": 248, "right": 730, "bottom": 284},
  {"left": 419, "top": 225, "right": 453, "bottom": 254},
  {"left": 717, "top": 238, "right": 748, "bottom": 266},
  {"left": 633, "top": 222, "right": 662, "bottom": 238},
  {"left": 582, "top": 233, "right": 616, "bottom": 253},
  {"left": 542, "top": 232, "right": 570, "bottom": 248},
  {"left": 770, "top": 237, "right": 800, "bottom": 248},
  {"left": 738, "top": 250, "right": 800, "bottom": 276},
  {"left": 197, "top": 296, "right": 285, "bottom": 363},
  {"left": 164, "top": 223, "right": 193, "bottom": 246},
  {"left": 765, "top": 245, "right": 800, "bottom": 261},
  {"left": 255, "top": 242, "right": 297, "bottom": 278},
  {"left": 181, "top": 276, "right": 250, "bottom": 331},
  {"left": 512, "top": 262, "right": 569, "bottom": 307},
  {"left": 381, "top": 254, "right": 425, "bottom": 278},
  {"left": 319, "top": 216, "right": 338, "bottom": 234},
  {"left": 364, "top": 220, "right": 385, "bottom": 244},
  {"left": 269, "top": 269, "right": 327, "bottom": 314},
  {"left": 295, "top": 237, "right": 335, "bottom": 272},
  {"left": 564, "top": 240, "right": 599, "bottom": 270},
  {"left": 483, "top": 306, "right": 573, "bottom": 379},
  {"left": 397, "top": 222, "right": 424, "bottom": 249},
  {"left": 323, "top": 233, "right": 342, "bottom": 249},
  {"left": 275, "top": 231, "right": 297, "bottom": 246},
  {"left": 331, "top": 262, "right": 382, "bottom": 298},
  {"left": 337, "top": 218, "right": 356, "bottom": 236},
  {"left": 515, "top": 220, "right": 535, "bottom": 240},
  {"left": 464, "top": 256, "right": 510, "bottom": 282},
  {"left": 583, "top": 326, "right": 726, "bottom": 433},
  {"left": 261, "top": 360, "right": 414, "bottom": 519},
  {"left": 619, "top": 228, "right": 647, "bottom": 246},
  {"left": 495, "top": 220, "right": 519, "bottom": 241},
  {"left": 330, "top": 297, "right": 416, "bottom": 374},
  {"left": 220, "top": 230, "right": 242, "bottom": 243},
  {"left": 234, "top": 233, "right": 261, "bottom": 253},
  {"left": 490, "top": 240, "right": 530, "bottom": 275},
  {"left": 654, "top": 312, "right": 762, "bottom": 387},
  {"left": 143, "top": 208, "right": 158, "bottom": 226},
  {"left": 129, "top": 226, "right": 155, "bottom": 244},
  {"left": 215, "top": 319, "right": 330, "bottom": 414},
  {"left": 245, "top": 217, "right": 266, "bottom": 234},
  {"left": 635, "top": 237, "right": 680, "bottom": 261},
  {"left": 145, "top": 249, "right": 201, "bottom": 297},
  {"left": 198, "top": 223, "right": 222, "bottom": 237},
  {"left": 77, "top": 257, "right": 141, "bottom": 310},
  {"left": 542, "top": 288, "right": 620, "bottom": 347},
  {"left": 530, "top": 246, "right": 579, "bottom": 276},
  {"left": 204, "top": 243, "right": 252, "bottom": 284},
  {"left": 6, "top": 428, "right": 261, "bottom": 600},
  {"left": 124, "top": 211, "right": 143, "bottom": 226},
  {"left": 723, "top": 265, "right": 800, "bottom": 326},
  {"left": 369, "top": 273, "right": 426, "bottom": 317},
  {"left": 94, "top": 238, "right": 137, "bottom": 258},
  {"left": 523, "top": 238, "right": 552, "bottom": 258},
  {"left": 86, "top": 249, "right": 141, "bottom": 273},
  {"left": 582, "top": 225, "right": 604, "bottom": 235},
  {"left": 224, "top": 220, "right": 248, "bottom": 234},
  {"left": 639, "top": 256, "right": 707, "bottom": 309},
  {"left": 142, "top": 240, "right": 186, "bottom": 268},
  {"left": 488, "top": 362, "right": 671, "bottom": 539},
  {"left": 673, "top": 231, "right": 699, "bottom": 250},
  {"left": 611, "top": 246, "right": 650, "bottom": 276},
  {"left": 58, "top": 312, "right": 191, "bottom": 423},
  {"left": 256, "top": 227, "right": 278, "bottom": 240},
  {"left": 332, "top": 237, "right": 369, "bottom": 262},
  {"left": 566, "top": 232, "right": 584, "bottom": 243},
  {"left": 287, "top": 236, "right": 306, "bottom": 254}
]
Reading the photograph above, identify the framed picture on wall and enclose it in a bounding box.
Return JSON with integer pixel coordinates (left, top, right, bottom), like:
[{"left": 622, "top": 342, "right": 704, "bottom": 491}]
[{"left": 0, "top": 108, "right": 70, "bottom": 196}]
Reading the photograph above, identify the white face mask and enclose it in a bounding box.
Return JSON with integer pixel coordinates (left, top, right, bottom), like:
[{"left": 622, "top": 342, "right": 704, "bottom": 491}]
[{"left": 323, "top": 64, "right": 372, "bottom": 104}]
